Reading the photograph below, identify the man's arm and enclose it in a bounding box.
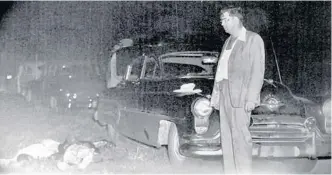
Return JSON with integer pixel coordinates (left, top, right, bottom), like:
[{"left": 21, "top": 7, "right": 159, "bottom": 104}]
[{"left": 246, "top": 34, "right": 265, "bottom": 106}]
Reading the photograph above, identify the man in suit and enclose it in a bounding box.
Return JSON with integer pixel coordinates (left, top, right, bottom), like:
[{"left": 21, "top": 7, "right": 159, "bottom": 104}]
[{"left": 210, "top": 6, "right": 265, "bottom": 174}]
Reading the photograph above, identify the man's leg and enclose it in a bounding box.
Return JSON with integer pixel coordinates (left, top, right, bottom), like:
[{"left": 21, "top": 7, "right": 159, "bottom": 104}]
[
  {"left": 232, "top": 108, "right": 253, "bottom": 174},
  {"left": 219, "top": 81, "right": 236, "bottom": 174},
  {"left": 222, "top": 80, "right": 252, "bottom": 174}
]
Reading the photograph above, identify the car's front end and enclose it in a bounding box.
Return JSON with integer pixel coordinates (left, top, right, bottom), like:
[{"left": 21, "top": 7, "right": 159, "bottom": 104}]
[{"left": 172, "top": 80, "right": 331, "bottom": 160}]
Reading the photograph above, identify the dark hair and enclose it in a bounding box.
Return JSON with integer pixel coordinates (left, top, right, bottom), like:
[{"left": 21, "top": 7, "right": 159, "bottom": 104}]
[{"left": 220, "top": 6, "right": 244, "bottom": 22}]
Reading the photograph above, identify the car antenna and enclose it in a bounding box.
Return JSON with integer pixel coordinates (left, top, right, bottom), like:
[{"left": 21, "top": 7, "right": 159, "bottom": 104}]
[
  {"left": 269, "top": 36, "right": 283, "bottom": 85},
  {"left": 263, "top": 19, "right": 283, "bottom": 85}
]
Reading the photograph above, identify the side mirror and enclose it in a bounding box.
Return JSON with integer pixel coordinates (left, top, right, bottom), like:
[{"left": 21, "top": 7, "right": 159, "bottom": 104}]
[
  {"left": 202, "top": 56, "right": 218, "bottom": 64},
  {"left": 119, "top": 38, "right": 134, "bottom": 48}
]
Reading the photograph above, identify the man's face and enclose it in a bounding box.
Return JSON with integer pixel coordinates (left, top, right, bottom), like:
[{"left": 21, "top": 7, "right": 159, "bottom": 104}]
[{"left": 220, "top": 12, "right": 236, "bottom": 34}]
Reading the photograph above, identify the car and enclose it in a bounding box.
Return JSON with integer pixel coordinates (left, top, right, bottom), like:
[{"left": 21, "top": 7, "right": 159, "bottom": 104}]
[
  {"left": 93, "top": 38, "right": 331, "bottom": 167},
  {"left": 0, "top": 60, "right": 44, "bottom": 96},
  {"left": 26, "top": 60, "right": 103, "bottom": 113}
]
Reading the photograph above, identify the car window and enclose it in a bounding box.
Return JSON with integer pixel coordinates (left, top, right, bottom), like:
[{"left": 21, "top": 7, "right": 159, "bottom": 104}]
[
  {"left": 143, "top": 57, "right": 160, "bottom": 79},
  {"left": 127, "top": 57, "right": 144, "bottom": 81},
  {"left": 163, "top": 63, "right": 205, "bottom": 77},
  {"left": 116, "top": 47, "right": 142, "bottom": 77}
]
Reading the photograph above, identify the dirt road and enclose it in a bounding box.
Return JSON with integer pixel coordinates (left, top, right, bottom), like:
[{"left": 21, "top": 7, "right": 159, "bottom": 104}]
[{"left": 0, "top": 91, "right": 330, "bottom": 174}]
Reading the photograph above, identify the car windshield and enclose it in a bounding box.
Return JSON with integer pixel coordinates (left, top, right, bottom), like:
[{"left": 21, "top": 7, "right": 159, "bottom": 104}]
[
  {"left": 163, "top": 63, "right": 211, "bottom": 77},
  {"left": 56, "top": 64, "right": 96, "bottom": 80}
]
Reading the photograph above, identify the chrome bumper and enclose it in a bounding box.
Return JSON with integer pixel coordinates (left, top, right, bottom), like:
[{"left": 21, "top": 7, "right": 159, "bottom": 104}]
[{"left": 179, "top": 132, "right": 327, "bottom": 158}]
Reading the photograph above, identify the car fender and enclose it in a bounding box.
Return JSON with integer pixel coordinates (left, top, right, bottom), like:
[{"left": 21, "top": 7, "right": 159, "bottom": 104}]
[{"left": 158, "top": 120, "right": 173, "bottom": 146}]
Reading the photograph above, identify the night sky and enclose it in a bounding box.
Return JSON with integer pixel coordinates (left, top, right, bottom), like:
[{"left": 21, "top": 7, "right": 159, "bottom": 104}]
[
  {"left": 0, "top": 1, "right": 330, "bottom": 96},
  {"left": 0, "top": 1, "right": 13, "bottom": 22}
]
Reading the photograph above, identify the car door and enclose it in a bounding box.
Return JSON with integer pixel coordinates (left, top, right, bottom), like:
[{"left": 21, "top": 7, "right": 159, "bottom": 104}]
[
  {"left": 140, "top": 56, "right": 165, "bottom": 114},
  {"left": 115, "top": 56, "right": 146, "bottom": 139},
  {"left": 122, "top": 56, "right": 144, "bottom": 110},
  {"left": 126, "top": 56, "right": 172, "bottom": 147}
]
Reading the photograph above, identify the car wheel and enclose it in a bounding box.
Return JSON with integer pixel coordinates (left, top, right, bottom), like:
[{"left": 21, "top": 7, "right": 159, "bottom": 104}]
[
  {"left": 93, "top": 110, "right": 107, "bottom": 126},
  {"left": 167, "top": 123, "right": 186, "bottom": 166}
]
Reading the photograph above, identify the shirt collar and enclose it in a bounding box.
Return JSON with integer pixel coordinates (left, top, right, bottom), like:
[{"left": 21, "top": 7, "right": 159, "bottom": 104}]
[{"left": 237, "top": 27, "right": 247, "bottom": 42}]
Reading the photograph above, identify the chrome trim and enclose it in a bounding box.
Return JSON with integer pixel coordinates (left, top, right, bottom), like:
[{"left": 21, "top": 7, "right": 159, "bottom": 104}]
[
  {"left": 304, "top": 117, "right": 317, "bottom": 131},
  {"left": 160, "top": 51, "right": 219, "bottom": 59},
  {"left": 192, "top": 149, "right": 222, "bottom": 156}
]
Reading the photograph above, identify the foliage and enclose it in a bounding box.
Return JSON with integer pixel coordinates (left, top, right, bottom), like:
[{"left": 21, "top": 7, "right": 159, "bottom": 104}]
[{"left": 243, "top": 8, "right": 269, "bottom": 34}]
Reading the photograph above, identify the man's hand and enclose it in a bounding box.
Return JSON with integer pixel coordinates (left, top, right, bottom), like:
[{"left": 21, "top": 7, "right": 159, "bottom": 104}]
[{"left": 245, "top": 101, "right": 256, "bottom": 112}]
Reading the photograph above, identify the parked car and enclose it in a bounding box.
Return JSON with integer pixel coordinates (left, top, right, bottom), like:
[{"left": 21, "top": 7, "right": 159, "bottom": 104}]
[
  {"left": 0, "top": 60, "right": 44, "bottom": 95},
  {"left": 26, "top": 60, "right": 103, "bottom": 112},
  {"left": 93, "top": 39, "right": 331, "bottom": 167}
]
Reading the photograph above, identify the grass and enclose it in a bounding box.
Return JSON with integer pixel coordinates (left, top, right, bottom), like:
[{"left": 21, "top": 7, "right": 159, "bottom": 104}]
[{"left": 0, "top": 91, "right": 172, "bottom": 173}]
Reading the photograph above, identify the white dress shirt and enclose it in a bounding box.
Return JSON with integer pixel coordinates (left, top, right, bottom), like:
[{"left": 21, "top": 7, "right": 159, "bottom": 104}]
[{"left": 215, "top": 27, "right": 247, "bottom": 83}]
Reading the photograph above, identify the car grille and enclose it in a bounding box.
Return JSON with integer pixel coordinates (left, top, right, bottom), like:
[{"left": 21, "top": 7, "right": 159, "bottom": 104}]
[
  {"left": 251, "top": 125, "right": 309, "bottom": 139},
  {"left": 250, "top": 115, "right": 312, "bottom": 143}
]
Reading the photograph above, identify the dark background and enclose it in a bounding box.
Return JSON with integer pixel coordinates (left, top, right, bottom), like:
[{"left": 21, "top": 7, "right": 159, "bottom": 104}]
[{"left": 0, "top": 1, "right": 330, "bottom": 96}]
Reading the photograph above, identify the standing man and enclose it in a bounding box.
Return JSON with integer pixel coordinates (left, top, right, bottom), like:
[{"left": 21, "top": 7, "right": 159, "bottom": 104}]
[{"left": 210, "top": 6, "right": 265, "bottom": 174}]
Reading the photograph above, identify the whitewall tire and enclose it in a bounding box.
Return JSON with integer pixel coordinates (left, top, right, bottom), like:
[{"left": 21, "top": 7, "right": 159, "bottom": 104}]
[{"left": 167, "top": 123, "right": 186, "bottom": 166}]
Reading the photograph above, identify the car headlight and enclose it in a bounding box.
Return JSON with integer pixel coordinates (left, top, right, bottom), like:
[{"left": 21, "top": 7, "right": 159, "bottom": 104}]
[
  {"left": 191, "top": 97, "right": 213, "bottom": 134},
  {"left": 191, "top": 97, "right": 213, "bottom": 119},
  {"left": 304, "top": 117, "right": 316, "bottom": 131},
  {"left": 6, "top": 74, "right": 12, "bottom": 80},
  {"left": 323, "top": 98, "right": 331, "bottom": 133}
]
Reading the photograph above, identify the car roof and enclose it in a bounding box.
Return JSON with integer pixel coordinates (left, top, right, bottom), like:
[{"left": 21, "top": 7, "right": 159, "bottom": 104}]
[{"left": 119, "top": 43, "right": 219, "bottom": 58}]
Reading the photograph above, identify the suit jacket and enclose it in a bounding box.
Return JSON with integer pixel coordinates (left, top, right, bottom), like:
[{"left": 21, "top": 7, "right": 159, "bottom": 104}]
[{"left": 210, "top": 30, "right": 265, "bottom": 109}]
